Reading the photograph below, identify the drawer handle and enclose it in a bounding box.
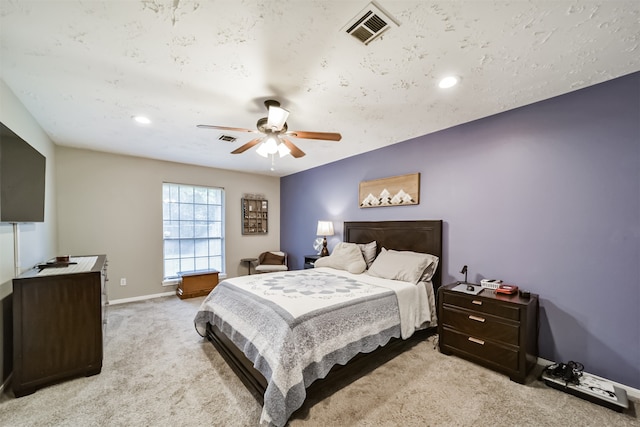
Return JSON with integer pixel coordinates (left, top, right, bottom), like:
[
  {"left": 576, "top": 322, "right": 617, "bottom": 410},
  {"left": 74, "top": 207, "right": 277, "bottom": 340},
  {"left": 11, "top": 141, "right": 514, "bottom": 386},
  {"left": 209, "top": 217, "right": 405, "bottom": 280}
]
[
  {"left": 468, "top": 337, "right": 485, "bottom": 345},
  {"left": 472, "top": 300, "right": 482, "bottom": 305},
  {"left": 468, "top": 315, "right": 486, "bottom": 323}
]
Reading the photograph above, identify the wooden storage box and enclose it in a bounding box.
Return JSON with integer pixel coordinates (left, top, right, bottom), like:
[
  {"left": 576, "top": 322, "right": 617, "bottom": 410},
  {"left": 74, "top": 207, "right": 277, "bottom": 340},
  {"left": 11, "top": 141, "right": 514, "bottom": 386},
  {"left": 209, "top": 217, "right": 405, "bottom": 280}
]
[{"left": 176, "top": 269, "right": 219, "bottom": 299}]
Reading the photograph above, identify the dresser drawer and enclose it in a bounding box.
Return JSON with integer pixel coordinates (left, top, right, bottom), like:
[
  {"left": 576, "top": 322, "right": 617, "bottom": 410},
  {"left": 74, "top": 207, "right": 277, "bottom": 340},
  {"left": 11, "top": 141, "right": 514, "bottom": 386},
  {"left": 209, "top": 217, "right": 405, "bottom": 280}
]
[
  {"left": 442, "top": 292, "right": 520, "bottom": 321},
  {"left": 441, "top": 326, "right": 519, "bottom": 372},
  {"left": 441, "top": 305, "right": 520, "bottom": 345}
]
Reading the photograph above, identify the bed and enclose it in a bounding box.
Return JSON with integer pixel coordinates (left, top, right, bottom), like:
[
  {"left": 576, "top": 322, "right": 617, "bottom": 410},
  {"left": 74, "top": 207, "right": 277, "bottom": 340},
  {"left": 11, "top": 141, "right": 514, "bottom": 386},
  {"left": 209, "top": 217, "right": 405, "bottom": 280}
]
[{"left": 194, "top": 220, "right": 443, "bottom": 426}]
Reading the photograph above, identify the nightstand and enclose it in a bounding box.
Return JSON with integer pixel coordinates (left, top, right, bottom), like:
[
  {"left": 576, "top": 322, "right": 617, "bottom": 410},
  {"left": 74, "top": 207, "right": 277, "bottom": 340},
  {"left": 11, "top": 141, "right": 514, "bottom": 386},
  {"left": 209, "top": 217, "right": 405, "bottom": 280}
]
[
  {"left": 304, "top": 255, "right": 320, "bottom": 269},
  {"left": 438, "top": 282, "right": 539, "bottom": 383}
]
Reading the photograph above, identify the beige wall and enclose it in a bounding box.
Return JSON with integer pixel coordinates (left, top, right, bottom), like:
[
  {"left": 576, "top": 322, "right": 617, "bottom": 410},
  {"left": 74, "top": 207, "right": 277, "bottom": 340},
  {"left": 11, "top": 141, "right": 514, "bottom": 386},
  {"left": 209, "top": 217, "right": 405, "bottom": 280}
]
[
  {"left": 55, "top": 146, "right": 281, "bottom": 302},
  {"left": 0, "top": 80, "right": 58, "bottom": 387}
]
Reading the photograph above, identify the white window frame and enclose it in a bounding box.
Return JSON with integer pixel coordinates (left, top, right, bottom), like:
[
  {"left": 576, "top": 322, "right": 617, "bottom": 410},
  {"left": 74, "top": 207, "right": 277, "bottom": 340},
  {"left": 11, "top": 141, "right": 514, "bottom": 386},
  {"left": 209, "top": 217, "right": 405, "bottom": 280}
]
[{"left": 162, "top": 182, "right": 225, "bottom": 280}]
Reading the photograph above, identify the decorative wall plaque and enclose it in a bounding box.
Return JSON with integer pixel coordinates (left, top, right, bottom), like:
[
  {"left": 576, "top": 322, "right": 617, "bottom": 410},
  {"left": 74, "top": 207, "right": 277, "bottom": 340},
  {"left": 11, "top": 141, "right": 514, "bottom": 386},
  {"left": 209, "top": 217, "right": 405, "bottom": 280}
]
[{"left": 359, "top": 173, "right": 420, "bottom": 208}]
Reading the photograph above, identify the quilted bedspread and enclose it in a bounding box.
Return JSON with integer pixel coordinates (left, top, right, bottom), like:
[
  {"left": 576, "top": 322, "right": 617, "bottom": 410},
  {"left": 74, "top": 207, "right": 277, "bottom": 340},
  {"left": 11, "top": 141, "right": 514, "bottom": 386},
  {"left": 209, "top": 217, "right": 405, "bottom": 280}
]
[{"left": 194, "top": 267, "right": 432, "bottom": 426}]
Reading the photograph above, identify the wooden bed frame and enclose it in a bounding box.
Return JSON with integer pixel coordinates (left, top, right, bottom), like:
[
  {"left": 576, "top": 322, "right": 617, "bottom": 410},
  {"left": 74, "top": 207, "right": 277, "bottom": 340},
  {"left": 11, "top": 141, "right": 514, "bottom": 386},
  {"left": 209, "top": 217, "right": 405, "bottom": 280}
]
[{"left": 205, "top": 220, "right": 443, "bottom": 406}]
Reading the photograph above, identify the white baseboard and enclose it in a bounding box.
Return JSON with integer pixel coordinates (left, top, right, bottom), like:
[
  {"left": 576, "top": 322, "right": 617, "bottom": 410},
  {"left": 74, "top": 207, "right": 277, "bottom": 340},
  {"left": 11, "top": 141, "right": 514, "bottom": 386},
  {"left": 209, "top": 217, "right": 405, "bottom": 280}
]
[
  {"left": 537, "top": 357, "right": 640, "bottom": 401},
  {"left": 108, "top": 291, "right": 176, "bottom": 306}
]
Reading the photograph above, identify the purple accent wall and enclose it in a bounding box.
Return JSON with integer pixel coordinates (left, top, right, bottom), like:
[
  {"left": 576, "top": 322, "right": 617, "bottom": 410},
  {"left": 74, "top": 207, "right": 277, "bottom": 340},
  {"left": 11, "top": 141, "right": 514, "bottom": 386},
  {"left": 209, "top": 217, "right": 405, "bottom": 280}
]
[{"left": 281, "top": 72, "right": 640, "bottom": 389}]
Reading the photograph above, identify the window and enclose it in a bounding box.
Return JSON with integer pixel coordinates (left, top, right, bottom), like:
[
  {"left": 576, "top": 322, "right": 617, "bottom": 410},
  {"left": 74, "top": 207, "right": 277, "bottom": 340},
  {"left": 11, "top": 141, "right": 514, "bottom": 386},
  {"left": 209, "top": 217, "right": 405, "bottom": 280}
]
[{"left": 162, "top": 183, "right": 224, "bottom": 279}]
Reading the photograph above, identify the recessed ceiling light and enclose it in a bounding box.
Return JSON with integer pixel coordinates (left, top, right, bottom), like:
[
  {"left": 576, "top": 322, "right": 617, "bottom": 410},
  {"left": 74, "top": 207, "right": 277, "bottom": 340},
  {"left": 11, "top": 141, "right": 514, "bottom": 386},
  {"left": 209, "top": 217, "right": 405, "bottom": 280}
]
[
  {"left": 438, "top": 76, "right": 459, "bottom": 89},
  {"left": 133, "top": 115, "right": 151, "bottom": 124}
]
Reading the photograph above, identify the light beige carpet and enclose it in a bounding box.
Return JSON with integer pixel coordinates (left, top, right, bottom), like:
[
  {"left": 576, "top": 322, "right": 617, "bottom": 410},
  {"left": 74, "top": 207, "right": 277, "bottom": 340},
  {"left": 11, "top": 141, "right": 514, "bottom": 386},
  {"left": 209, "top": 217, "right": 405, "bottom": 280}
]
[{"left": 1, "top": 295, "right": 637, "bottom": 426}]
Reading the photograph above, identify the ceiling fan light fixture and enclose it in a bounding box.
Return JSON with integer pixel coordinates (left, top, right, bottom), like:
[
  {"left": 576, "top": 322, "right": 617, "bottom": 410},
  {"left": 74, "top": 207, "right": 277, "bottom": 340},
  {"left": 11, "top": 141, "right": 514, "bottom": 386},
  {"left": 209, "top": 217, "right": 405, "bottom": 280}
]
[
  {"left": 267, "top": 106, "right": 289, "bottom": 130},
  {"left": 261, "top": 136, "right": 279, "bottom": 155},
  {"left": 256, "top": 142, "right": 269, "bottom": 157},
  {"left": 199, "top": 98, "right": 339, "bottom": 159},
  {"left": 278, "top": 142, "right": 291, "bottom": 157}
]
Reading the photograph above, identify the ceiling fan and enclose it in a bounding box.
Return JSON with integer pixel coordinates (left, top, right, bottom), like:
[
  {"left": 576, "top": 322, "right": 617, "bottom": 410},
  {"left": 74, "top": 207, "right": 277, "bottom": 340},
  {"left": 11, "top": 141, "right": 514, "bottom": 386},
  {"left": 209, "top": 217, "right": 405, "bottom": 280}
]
[{"left": 197, "top": 100, "right": 341, "bottom": 158}]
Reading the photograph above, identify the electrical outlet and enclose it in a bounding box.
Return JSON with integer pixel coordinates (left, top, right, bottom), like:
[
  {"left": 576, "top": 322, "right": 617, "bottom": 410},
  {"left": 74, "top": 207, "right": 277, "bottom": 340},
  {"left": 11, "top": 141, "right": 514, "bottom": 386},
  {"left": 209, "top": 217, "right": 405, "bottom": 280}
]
[{"left": 120, "top": 278, "right": 126, "bottom": 286}]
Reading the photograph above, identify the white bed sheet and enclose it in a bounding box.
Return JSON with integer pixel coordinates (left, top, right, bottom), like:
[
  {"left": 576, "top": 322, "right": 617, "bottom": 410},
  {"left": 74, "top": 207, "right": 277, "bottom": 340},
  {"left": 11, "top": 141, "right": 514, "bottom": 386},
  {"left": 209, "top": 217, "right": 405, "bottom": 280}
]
[{"left": 312, "top": 266, "right": 436, "bottom": 338}]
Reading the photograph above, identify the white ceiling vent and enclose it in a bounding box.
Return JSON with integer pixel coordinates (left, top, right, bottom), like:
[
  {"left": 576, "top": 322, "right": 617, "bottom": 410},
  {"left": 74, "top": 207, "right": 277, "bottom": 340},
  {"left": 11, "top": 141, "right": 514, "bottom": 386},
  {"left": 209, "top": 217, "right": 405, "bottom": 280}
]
[{"left": 342, "top": 2, "right": 399, "bottom": 45}]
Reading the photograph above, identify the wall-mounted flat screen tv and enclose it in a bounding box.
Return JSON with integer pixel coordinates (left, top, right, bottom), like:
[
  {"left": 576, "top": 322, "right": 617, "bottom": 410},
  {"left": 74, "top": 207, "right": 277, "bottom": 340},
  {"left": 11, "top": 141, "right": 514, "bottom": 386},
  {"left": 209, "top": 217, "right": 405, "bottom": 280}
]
[{"left": 0, "top": 122, "right": 46, "bottom": 222}]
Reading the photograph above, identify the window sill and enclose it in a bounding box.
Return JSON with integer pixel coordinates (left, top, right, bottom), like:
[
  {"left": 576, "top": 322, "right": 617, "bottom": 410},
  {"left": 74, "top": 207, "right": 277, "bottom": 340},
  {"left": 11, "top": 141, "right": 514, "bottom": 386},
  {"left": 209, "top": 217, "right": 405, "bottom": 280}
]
[{"left": 162, "top": 278, "right": 180, "bottom": 287}]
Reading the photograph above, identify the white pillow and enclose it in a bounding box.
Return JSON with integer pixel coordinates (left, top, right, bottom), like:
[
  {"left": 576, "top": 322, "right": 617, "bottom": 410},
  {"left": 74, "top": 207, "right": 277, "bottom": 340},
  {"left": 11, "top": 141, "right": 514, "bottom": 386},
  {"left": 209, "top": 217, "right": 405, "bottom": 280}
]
[
  {"left": 419, "top": 254, "right": 439, "bottom": 282},
  {"left": 366, "top": 248, "right": 435, "bottom": 284},
  {"left": 314, "top": 242, "right": 366, "bottom": 274},
  {"left": 357, "top": 241, "right": 377, "bottom": 268}
]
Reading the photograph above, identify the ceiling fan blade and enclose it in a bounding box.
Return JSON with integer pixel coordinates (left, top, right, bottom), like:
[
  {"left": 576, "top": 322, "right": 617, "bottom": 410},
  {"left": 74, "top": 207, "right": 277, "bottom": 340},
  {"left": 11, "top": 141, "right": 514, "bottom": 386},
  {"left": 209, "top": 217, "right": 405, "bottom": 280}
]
[
  {"left": 285, "top": 130, "right": 342, "bottom": 141},
  {"left": 281, "top": 137, "right": 305, "bottom": 158},
  {"left": 231, "top": 137, "right": 263, "bottom": 154},
  {"left": 197, "top": 124, "right": 258, "bottom": 134}
]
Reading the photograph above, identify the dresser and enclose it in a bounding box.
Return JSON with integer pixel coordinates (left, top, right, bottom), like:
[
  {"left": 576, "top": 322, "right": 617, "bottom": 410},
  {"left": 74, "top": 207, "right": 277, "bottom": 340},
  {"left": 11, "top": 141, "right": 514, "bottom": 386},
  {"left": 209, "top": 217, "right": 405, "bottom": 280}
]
[
  {"left": 438, "top": 282, "right": 538, "bottom": 383},
  {"left": 12, "top": 255, "right": 107, "bottom": 397}
]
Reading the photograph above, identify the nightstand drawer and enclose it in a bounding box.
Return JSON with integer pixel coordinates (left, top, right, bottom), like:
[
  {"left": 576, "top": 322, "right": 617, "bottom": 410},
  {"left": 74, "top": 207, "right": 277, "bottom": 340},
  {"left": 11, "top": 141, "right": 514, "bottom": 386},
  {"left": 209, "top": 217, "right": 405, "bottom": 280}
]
[
  {"left": 442, "top": 292, "right": 520, "bottom": 321},
  {"left": 441, "top": 327, "right": 519, "bottom": 372},
  {"left": 441, "top": 305, "right": 520, "bottom": 345}
]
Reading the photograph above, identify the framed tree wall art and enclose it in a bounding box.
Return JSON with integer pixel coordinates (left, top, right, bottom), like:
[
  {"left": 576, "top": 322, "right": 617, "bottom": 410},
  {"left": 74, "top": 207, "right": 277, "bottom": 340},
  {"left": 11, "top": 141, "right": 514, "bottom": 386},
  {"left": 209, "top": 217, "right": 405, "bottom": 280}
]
[{"left": 359, "top": 173, "right": 420, "bottom": 208}]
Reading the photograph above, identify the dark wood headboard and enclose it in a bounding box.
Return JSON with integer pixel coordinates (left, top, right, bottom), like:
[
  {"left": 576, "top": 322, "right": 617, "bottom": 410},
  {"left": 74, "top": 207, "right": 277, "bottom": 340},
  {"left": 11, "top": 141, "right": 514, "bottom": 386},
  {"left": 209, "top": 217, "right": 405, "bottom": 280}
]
[{"left": 344, "top": 220, "right": 443, "bottom": 289}]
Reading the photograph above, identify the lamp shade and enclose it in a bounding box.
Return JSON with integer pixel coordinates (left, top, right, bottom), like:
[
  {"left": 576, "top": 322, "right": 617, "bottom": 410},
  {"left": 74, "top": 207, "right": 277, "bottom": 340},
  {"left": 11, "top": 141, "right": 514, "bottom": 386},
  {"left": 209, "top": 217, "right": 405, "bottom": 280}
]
[
  {"left": 256, "top": 142, "right": 269, "bottom": 157},
  {"left": 277, "top": 142, "right": 291, "bottom": 157},
  {"left": 263, "top": 135, "right": 279, "bottom": 154},
  {"left": 316, "top": 221, "right": 334, "bottom": 236},
  {"left": 267, "top": 106, "right": 290, "bottom": 130}
]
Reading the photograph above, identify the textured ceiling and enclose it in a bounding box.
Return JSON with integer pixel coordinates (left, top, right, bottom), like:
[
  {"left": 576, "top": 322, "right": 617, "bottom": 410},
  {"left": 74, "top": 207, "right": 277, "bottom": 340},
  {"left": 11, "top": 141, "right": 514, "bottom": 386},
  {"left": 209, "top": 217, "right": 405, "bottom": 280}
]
[{"left": 1, "top": 1, "right": 639, "bottom": 177}]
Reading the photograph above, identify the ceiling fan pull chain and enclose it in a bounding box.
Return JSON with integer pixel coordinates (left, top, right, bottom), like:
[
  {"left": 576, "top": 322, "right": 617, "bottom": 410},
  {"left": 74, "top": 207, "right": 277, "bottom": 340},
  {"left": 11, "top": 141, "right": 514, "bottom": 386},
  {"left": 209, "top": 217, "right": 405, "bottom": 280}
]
[{"left": 270, "top": 155, "right": 276, "bottom": 171}]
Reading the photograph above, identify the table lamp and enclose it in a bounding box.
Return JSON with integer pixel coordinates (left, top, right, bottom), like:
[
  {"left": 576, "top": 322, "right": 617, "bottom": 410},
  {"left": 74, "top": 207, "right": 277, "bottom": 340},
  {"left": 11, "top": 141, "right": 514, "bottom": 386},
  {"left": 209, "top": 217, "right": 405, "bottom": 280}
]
[{"left": 316, "top": 221, "right": 334, "bottom": 257}]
